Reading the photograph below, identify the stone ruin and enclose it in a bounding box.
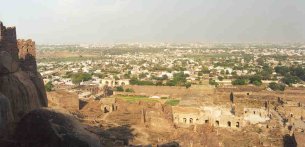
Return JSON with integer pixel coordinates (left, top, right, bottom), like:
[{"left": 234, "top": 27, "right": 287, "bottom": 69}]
[
  {"left": 0, "top": 21, "right": 18, "bottom": 61},
  {"left": 18, "top": 39, "right": 37, "bottom": 72},
  {"left": 0, "top": 21, "right": 37, "bottom": 73},
  {"left": 100, "top": 97, "right": 118, "bottom": 113}
]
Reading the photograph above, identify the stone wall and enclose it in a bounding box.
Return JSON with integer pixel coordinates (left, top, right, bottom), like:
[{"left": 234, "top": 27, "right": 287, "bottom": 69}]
[
  {"left": 18, "top": 39, "right": 37, "bottom": 72},
  {"left": 0, "top": 21, "right": 18, "bottom": 61},
  {"left": 47, "top": 91, "right": 79, "bottom": 110},
  {"left": 18, "top": 39, "right": 36, "bottom": 60}
]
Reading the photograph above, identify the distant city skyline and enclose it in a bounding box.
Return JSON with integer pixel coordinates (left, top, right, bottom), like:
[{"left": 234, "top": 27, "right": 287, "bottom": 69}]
[{"left": 1, "top": 0, "right": 305, "bottom": 44}]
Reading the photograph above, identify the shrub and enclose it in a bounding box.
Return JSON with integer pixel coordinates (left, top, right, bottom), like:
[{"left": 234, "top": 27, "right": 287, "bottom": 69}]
[
  {"left": 115, "top": 86, "right": 124, "bottom": 92},
  {"left": 125, "top": 88, "right": 135, "bottom": 93},
  {"left": 45, "top": 81, "right": 53, "bottom": 92}
]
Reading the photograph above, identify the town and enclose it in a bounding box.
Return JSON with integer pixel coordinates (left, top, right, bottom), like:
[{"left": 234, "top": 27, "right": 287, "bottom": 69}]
[
  {"left": 1, "top": 1, "right": 305, "bottom": 146},
  {"left": 38, "top": 43, "right": 305, "bottom": 146}
]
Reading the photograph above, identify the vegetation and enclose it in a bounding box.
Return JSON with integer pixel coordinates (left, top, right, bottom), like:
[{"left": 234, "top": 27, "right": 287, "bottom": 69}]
[
  {"left": 117, "top": 95, "right": 158, "bottom": 103},
  {"left": 166, "top": 72, "right": 189, "bottom": 87},
  {"left": 232, "top": 77, "right": 247, "bottom": 85},
  {"left": 130, "top": 77, "right": 154, "bottom": 85},
  {"left": 282, "top": 75, "right": 300, "bottom": 86},
  {"left": 165, "top": 99, "right": 180, "bottom": 106},
  {"left": 115, "top": 86, "right": 124, "bottom": 92},
  {"left": 268, "top": 82, "right": 286, "bottom": 91},
  {"left": 209, "top": 78, "right": 218, "bottom": 86},
  {"left": 45, "top": 81, "right": 54, "bottom": 92},
  {"left": 125, "top": 88, "right": 135, "bottom": 93},
  {"left": 249, "top": 75, "right": 262, "bottom": 86},
  {"left": 275, "top": 66, "right": 305, "bottom": 85},
  {"left": 71, "top": 73, "right": 92, "bottom": 84}
]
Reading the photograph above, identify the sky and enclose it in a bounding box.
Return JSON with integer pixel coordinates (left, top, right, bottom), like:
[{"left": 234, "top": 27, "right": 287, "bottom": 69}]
[{"left": 0, "top": 0, "right": 305, "bottom": 44}]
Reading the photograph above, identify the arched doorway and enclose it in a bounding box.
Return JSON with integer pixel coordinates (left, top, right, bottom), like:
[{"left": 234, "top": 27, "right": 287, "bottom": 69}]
[{"left": 104, "top": 106, "right": 109, "bottom": 113}]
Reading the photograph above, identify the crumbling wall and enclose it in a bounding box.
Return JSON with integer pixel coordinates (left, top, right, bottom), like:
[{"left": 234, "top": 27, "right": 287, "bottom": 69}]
[
  {"left": 18, "top": 39, "right": 37, "bottom": 72},
  {"left": 18, "top": 39, "right": 36, "bottom": 59},
  {"left": 0, "top": 21, "right": 18, "bottom": 61}
]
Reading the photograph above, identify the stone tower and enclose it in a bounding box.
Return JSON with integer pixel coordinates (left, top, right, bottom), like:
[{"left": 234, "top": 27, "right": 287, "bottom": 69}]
[
  {"left": 0, "top": 21, "right": 19, "bottom": 61},
  {"left": 18, "top": 39, "right": 36, "bottom": 60}
]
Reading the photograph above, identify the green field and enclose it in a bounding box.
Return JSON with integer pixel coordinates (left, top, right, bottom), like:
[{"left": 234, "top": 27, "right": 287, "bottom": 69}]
[
  {"left": 165, "top": 99, "right": 180, "bottom": 106},
  {"left": 116, "top": 95, "right": 159, "bottom": 103}
]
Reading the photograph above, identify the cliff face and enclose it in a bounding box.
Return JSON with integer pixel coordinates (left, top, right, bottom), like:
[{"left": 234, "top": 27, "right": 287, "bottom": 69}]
[
  {"left": 0, "top": 21, "right": 48, "bottom": 135},
  {"left": 0, "top": 93, "right": 14, "bottom": 138}
]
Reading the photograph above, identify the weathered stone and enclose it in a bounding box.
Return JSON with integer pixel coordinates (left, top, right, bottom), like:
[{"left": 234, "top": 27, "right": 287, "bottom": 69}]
[
  {"left": 14, "top": 108, "right": 101, "bottom": 147},
  {"left": 157, "top": 141, "right": 180, "bottom": 147},
  {"left": 0, "top": 51, "right": 19, "bottom": 74},
  {"left": 17, "top": 39, "right": 36, "bottom": 60},
  {"left": 0, "top": 71, "right": 44, "bottom": 121},
  {"left": 0, "top": 93, "right": 14, "bottom": 138}
]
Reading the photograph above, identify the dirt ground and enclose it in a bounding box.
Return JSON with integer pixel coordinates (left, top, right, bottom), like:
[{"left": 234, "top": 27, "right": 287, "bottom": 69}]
[{"left": 47, "top": 86, "right": 305, "bottom": 146}]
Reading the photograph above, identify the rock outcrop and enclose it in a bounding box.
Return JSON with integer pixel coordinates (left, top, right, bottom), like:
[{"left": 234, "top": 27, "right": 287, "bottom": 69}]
[
  {"left": 14, "top": 108, "right": 101, "bottom": 147},
  {"left": 0, "top": 21, "right": 102, "bottom": 147},
  {"left": 0, "top": 93, "right": 14, "bottom": 137},
  {"left": 0, "top": 21, "right": 48, "bottom": 124}
]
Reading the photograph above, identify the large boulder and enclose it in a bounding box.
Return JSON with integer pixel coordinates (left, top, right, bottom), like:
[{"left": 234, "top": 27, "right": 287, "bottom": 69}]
[
  {"left": 0, "top": 93, "right": 14, "bottom": 138},
  {"left": 0, "top": 71, "right": 45, "bottom": 121},
  {"left": 14, "top": 108, "right": 101, "bottom": 147},
  {"left": 0, "top": 51, "right": 19, "bottom": 74}
]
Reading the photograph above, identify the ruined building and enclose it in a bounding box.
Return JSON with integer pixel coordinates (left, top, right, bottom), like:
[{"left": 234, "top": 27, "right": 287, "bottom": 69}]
[
  {"left": 0, "top": 21, "right": 37, "bottom": 72},
  {"left": 18, "top": 39, "right": 37, "bottom": 72}
]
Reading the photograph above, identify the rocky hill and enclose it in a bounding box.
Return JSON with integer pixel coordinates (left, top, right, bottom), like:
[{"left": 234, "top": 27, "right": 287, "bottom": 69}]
[{"left": 0, "top": 21, "right": 100, "bottom": 147}]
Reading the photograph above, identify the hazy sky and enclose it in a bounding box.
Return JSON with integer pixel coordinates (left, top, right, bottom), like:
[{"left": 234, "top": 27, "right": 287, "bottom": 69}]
[{"left": 0, "top": 0, "right": 305, "bottom": 44}]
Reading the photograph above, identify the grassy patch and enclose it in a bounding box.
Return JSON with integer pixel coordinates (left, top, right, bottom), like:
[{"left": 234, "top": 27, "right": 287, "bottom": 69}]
[
  {"left": 165, "top": 99, "right": 180, "bottom": 106},
  {"left": 117, "top": 95, "right": 158, "bottom": 103}
]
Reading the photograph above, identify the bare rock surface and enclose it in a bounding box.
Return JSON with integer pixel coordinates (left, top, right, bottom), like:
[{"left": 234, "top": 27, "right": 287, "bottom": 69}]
[
  {"left": 14, "top": 108, "right": 101, "bottom": 147},
  {"left": 0, "top": 71, "right": 46, "bottom": 121},
  {"left": 0, "top": 51, "right": 19, "bottom": 74},
  {"left": 0, "top": 93, "right": 14, "bottom": 137}
]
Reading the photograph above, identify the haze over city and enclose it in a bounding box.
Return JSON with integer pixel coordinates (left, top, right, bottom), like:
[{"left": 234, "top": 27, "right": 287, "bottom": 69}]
[
  {"left": 1, "top": 0, "right": 305, "bottom": 44},
  {"left": 1, "top": 1, "right": 305, "bottom": 147}
]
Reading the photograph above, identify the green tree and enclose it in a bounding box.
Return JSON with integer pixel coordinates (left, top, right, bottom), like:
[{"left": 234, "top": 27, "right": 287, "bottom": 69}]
[
  {"left": 71, "top": 73, "right": 92, "bottom": 84},
  {"left": 45, "top": 81, "right": 53, "bottom": 92},
  {"left": 218, "top": 76, "right": 224, "bottom": 81},
  {"left": 232, "top": 78, "right": 247, "bottom": 85},
  {"left": 249, "top": 75, "right": 262, "bottom": 86},
  {"left": 125, "top": 88, "right": 135, "bottom": 93},
  {"left": 185, "top": 82, "right": 192, "bottom": 89},
  {"left": 202, "top": 66, "right": 210, "bottom": 74},
  {"left": 115, "top": 86, "right": 124, "bottom": 92},
  {"left": 209, "top": 78, "right": 219, "bottom": 86},
  {"left": 275, "top": 66, "right": 289, "bottom": 76},
  {"left": 282, "top": 75, "right": 300, "bottom": 86},
  {"left": 268, "top": 82, "right": 285, "bottom": 91}
]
